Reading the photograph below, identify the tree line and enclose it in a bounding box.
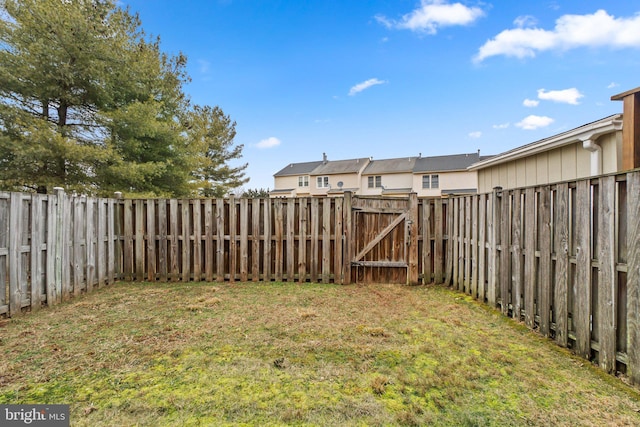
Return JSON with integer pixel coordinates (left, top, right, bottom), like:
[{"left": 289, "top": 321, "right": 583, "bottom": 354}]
[{"left": 0, "top": 0, "right": 248, "bottom": 197}]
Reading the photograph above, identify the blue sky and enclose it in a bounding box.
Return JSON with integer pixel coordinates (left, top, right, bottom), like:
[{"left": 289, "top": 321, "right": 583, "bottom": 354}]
[{"left": 124, "top": 0, "right": 640, "bottom": 189}]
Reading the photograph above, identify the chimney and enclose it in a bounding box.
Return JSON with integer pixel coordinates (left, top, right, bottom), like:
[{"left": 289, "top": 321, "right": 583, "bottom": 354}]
[
  {"left": 612, "top": 86, "right": 640, "bottom": 170},
  {"left": 322, "top": 152, "right": 327, "bottom": 164}
]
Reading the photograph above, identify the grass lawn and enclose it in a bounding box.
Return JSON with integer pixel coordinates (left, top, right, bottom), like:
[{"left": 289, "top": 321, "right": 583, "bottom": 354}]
[{"left": 1, "top": 282, "right": 640, "bottom": 426}]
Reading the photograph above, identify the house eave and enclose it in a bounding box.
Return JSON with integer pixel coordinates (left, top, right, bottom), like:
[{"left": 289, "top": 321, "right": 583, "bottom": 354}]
[{"left": 468, "top": 115, "right": 623, "bottom": 171}]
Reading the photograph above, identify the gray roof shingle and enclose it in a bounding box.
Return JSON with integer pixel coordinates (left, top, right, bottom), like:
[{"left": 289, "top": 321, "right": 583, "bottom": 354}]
[
  {"left": 363, "top": 157, "right": 418, "bottom": 175},
  {"left": 413, "top": 152, "right": 490, "bottom": 173}
]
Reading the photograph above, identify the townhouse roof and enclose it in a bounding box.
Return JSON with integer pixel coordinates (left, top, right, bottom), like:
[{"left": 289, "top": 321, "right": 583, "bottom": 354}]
[
  {"left": 311, "top": 158, "right": 370, "bottom": 175},
  {"left": 273, "top": 161, "right": 324, "bottom": 177},
  {"left": 413, "top": 152, "right": 488, "bottom": 173},
  {"left": 362, "top": 157, "right": 418, "bottom": 175},
  {"left": 469, "top": 114, "right": 623, "bottom": 171}
]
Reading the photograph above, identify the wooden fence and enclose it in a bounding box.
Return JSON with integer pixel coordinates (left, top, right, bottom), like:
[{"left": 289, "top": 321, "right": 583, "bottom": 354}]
[
  {"left": 1, "top": 192, "right": 450, "bottom": 316},
  {"left": 446, "top": 169, "right": 640, "bottom": 384},
  {"left": 3, "top": 172, "right": 640, "bottom": 385},
  {"left": 0, "top": 189, "right": 119, "bottom": 318}
]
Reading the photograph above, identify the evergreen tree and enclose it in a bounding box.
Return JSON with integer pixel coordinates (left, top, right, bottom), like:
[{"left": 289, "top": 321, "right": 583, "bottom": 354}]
[{"left": 0, "top": 0, "right": 246, "bottom": 196}]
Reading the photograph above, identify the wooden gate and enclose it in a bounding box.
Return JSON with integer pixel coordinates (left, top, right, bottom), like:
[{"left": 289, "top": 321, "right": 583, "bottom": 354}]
[{"left": 350, "top": 194, "right": 419, "bottom": 284}]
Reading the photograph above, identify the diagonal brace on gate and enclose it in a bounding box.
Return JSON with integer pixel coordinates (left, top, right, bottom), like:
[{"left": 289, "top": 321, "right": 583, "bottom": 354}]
[{"left": 352, "top": 212, "right": 407, "bottom": 262}]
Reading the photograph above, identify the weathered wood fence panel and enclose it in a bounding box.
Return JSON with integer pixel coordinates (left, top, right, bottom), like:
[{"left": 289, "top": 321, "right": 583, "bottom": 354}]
[
  {"left": 446, "top": 170, "right": 640, "bottom": 384},
  {"left": 0, "top": 190, "right": 119, "bottom": 317}
]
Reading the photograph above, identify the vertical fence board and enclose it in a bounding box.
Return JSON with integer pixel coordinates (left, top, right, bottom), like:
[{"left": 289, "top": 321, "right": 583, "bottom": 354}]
[
  {"left": 464, "top": 196, "right": 471, "bottom": 292},
  {"left": 627, "top": 171, "right": 640, "bottom": 384},
  {"left": 488, "top": 190, "right": 499, "bottom": 306},
  {"left": 524, "top": 188, "right": 536, "bottom": 328},
  {"left": 229, "top": 197, "right": 237, "bottom": 282},
  {"left": 434, "top": 199, "right": 444, "bottom": 284},
  {"left": 500, "top": 191, "right": 511, "bottom": 315},
  {"left": 193, "top": 199, "right": 202, "bottom": 281},
  {"left": 181, "top": 200, "right": 191, "bottom": 282},
  {"left": 458, "top": 198, "right": 465, "bottom": 291},
  {"left": 215, "top": 199, "right": 225, "bottom": 282},
  {"left": 158, "top": 201, "right": 168, "bottom": 282},
  {"left": 263, "top": 199, "right": 272, "bottom": 281},
  {"left": 343, "top": 193, "right": 353, "bottom": 285},
  {"left": 239, "top": 198, "right": 248, "bottom": 282},
  {"left": 422, "top": 199, "right": 432, "bottom": 284},
  {"left": 134, "top": 199, "right": 144, "bottom": 282},
  {"left": 86, "top": 198, "right": 95, "bottom": 292},
  {"left": 204, "top": 199, "right": 214, "bottom": 282},
  {"left": 252, "top": 199, "right": 261, "bottom": 282},
  {"left": 598, "top": 176, "right": 617, "bottom": 373},
  {"left": 274, "top": 199, "right": 283, "bottom": 282},
  {"left": 512, "top": 190, "right": 522, "bottom": 320},
  {"left": 322, "top": 198, "right": 331, "bottom": 283},
  {"left": 169, "top": 199, "right": 179, "bottom": 281},
  {"left": 452, "top": 198, "right": 459, "bottom": 289},
  {"left": 478, "top": 194, "right": 487, "bottom": 301},
  {"left": 574, "top": 180, "right": 592, "bottom": 358},
  {"left": 107, "top": 198, "right": 115, "bottom": 284},
  {"left": 46, "top": 192, "right": 58, "bottom": 303},
  {"left": 471, "top": 195, "right": 479, "bottom": 297},
  {"left": 554, "top": 183, "right": 570, "bottom": 347},
  {"left": 30, "top": 195, "right": 43, "bottom": 311},
  {"left": 310, "top": 198, "right": 319, "bottom": 283},
  {"left": 146, "top": 199, "right": 156, "bottom": 281},
  {"left": 9, "top": 193, "right": 22, "bottom": 316},
  {"left": 123, "top": 199, "right": 134, "bottom": 282},
  {"left": 538, "top": 186, "right": 552, "bottom": 337},
  {"left": 298, "top": 198, "right": 307, "bottom": 283},
  {"left": 73, "top": 197, "right": 85, "bottom": 295},
  {"left": 334, "top": 198, "right": 343, "bottom": 284},
  {"left": 97, "top": 199, "right": 106, "bottom": 288},
  {"left": 286, "top": 200, "right": 295, "bottom": 282}
]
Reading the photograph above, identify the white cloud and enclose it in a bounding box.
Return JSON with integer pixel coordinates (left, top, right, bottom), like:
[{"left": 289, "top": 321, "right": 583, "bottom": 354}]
[
  {"left": 516, "top": 115, "right": 554, "bottom": 130},
  {"left": 468, "top": 131, "right": 482, "bottom": 139},
  {"left": 376, "top": 0, "right": 485, "bottom": 34},
  {"left": 348, "top": 78, "right": 387, "bottom": 96},
  {"left": 514, "top": 15, "right": 537, "bottom": 28},
  {"left": 493, "top": 123, "right": 510, "bottom": 129},
  {"left": 474, "top": 10, "right": 640, "bottom": 62},
  {"left": 523, "top": 98, "right": 539, "bottom": 107},
  {"left": 607, "top": 82, "right": 619, "bottom": 89},
  {"left": 256, "top": 137, "right": 281, "bottom": 149},
  {"left": 537, "top": 87, "right": 583, "bottom": 105}
]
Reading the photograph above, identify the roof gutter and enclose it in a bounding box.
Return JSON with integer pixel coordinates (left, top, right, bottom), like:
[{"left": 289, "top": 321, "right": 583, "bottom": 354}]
[{"left": 468, "top": 115, "right": 622, "bottom": 171}]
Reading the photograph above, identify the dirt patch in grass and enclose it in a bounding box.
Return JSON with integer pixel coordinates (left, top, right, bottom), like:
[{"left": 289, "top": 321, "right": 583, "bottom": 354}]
[{"left": 1, "top": 282, "right": 639, "bottom": 426}]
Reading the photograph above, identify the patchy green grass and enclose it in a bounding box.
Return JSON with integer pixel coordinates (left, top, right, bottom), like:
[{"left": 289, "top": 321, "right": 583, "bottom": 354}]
[{"left": 1, "top": 282, "right": 639, "bottom": 426}]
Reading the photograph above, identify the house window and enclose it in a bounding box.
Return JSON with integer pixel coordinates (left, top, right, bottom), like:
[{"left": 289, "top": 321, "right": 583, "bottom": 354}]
[
  {"left": 316, "top": 176, "right": 329, "bottom": 188},
  {"left": 368, "top": 176, "right": 382, "bottom": 188},
  {"left": 298, "top": 176, "right": 309, "bottom": 187},
  {"left": 422, "top": 174, "right": 439, "bottom": 189},
  {"left": 431, "top": 174, "right": 439, "bottom": 188}
]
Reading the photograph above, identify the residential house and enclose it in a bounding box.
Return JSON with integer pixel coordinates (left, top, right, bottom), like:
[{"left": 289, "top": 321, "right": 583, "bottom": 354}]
[
  {"left": 469, "top": 86, "right": 640, "bottom": 193},
  {"left": 271, "top": 151, "right": 487, "bottom": 198},
  {"left": 413, "top": 152, "right": 489, "bottom": 198},
  {"left": 271, "top": 153, "right": 370, "bottom": 197}
]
